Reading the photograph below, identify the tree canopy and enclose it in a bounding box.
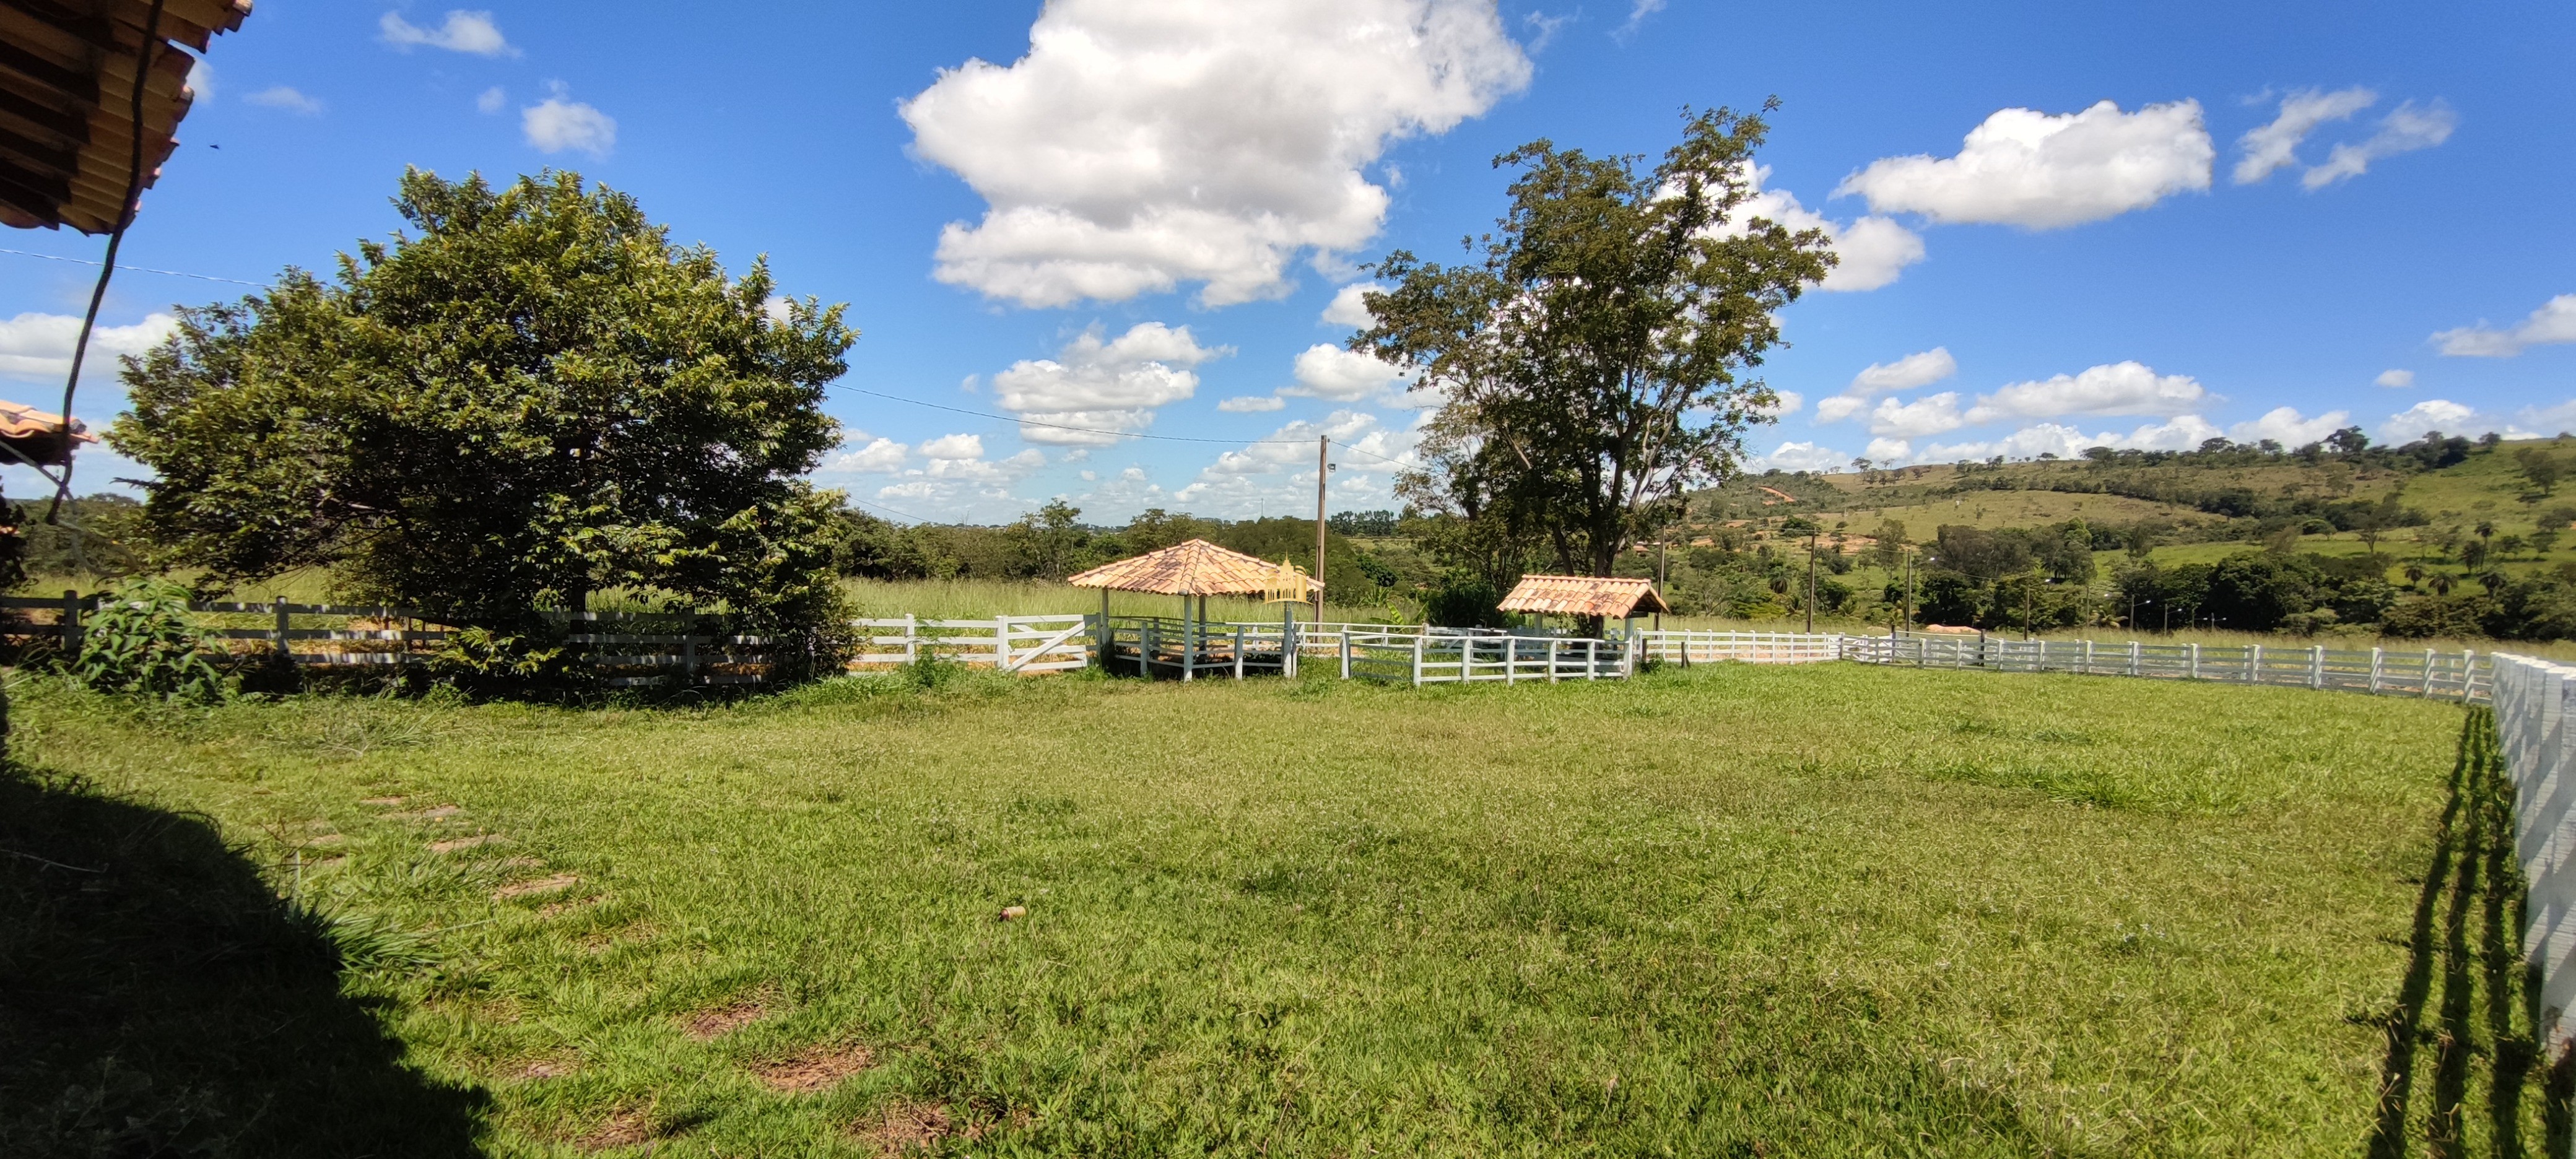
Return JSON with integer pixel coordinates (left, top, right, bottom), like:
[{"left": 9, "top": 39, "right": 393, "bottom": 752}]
[
  {"left": 1355, "top": 103, "right": 1834, "bottom": 581},
  {"left": 110, "top": 169, "right": 856, "bottom": 643}
]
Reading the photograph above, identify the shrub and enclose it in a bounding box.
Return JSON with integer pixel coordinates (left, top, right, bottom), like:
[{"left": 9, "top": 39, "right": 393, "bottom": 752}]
[
  {"left": 425, "top": 627, "right": 577, "bottom": 699},
  {"left": 72, "top": 578, "right": 225, "bottom": 702}
]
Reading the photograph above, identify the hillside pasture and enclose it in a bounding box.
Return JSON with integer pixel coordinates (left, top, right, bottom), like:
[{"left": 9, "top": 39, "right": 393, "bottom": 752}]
[{"left": 1, "top": 662, "right": 2543, "bottom": 1156}]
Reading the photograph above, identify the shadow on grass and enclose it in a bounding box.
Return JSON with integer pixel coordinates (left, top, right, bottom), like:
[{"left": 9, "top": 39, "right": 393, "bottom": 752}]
[
  {"left": 0, "top": 762, "right": 485, "bottom": 1157},
  {"left": 2367, "top": 707, "right": 2575, "bottom": 1158}
]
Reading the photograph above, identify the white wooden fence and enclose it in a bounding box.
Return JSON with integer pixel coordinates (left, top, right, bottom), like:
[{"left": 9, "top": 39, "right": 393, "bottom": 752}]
[
  {"left": 2486, "top": 654, "right": 2576, "bottom": 1069},
  {"left": 851, "top": 615, "right": 1093, "bottom": 674},
  {"left": 1621, "top": 628, "right": 2493, "bottom": 703}
]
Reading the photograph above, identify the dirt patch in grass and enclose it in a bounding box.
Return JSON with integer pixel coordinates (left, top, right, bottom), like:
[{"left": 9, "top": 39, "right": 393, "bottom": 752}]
[
  {"left": 495, "top": 873, "right": 581, "bottom": 900},
  {"left": 429, "top": 833, "right": 502, "bottom": 853},
  {"left": 539, "top": 894, "right": 609, "bottom": 919},
  {"left": 394, "top": 804, "right": 460, "bottom": 820},
  {"left": 853, "top": 1100, "right": 955, "bottom": 1154},
  {"left": 512, "top": 1057, "right": 575, "bottom": 1081},
  {"left": 574, "top": 1108, "right": 651, "bottom": 1151},
  {"left": 357, "top": 796, "right": 405, "bottom": 806},
  {"left": 755, "top": 1043, "right": 874, "bottom": 1092},
  {"left": 683, "top": 993, "right": 773, "bottom": 1039}
]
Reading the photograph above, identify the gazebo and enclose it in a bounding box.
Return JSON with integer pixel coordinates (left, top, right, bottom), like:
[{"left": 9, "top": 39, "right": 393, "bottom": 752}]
[
  {"left": 1497, "top": 575, "right": 1671, "bottom": 633},
  {"left": 1068, "top": 539, "right": 1319, "bottom": 680}
]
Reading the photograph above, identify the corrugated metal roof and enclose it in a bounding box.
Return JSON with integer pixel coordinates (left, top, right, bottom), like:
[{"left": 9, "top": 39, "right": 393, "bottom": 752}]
[
  {"left": 1066, "top": 539, "right": 1325, "bottom": 596},
  {"left": 1, "top": 0, "right": 253, "bottom": 233},
  {"left": 1497, "top": 575, "right": 1670, "bottom": 618}
]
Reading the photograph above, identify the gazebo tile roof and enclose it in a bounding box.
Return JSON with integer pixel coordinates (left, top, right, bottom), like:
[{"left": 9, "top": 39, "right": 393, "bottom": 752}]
[
  {"left": 1066, "top": 539, "right": 1321, "bottom": 597},
  {"left": 1497, "top": 575, "right": 1670, "bottom": 618}
]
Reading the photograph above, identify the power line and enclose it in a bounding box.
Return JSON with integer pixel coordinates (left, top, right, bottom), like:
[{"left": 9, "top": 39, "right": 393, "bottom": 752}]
[
  {"left": 838, "top": 386, "right": 1307, "bottom": 445},
  {"left": 835, "top": 384, "right": 1416, "bottom": 470},
  {"left": 1, "top": 246, "right": 269, "bottom": 287}
]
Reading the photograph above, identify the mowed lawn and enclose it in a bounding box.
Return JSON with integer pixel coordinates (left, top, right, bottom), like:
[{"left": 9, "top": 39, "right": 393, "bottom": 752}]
[{"left": 0, "top": 662, "right": 2506, "bottom": 1155}]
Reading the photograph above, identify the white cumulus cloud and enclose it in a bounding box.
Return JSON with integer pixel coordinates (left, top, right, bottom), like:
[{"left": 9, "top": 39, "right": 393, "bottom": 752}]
[
  {"left": 523, "top": 85, "right": 616, "bottom": 157},
  {"left": 1835, "top": 100, "right": 2213, "bottom": 229},
  {"left": 2304, "top": 101, "right": 2456, "bottom": 189},
  {"left": 1286, "top": 343, "right": 1412, "bottom": 401},
  {"left": 2232, "top": 87, "right": 2374, "bottom": 184},
  {"left": 900, "top": 0, "right": 1532, "bottom": 308},
  {"left": 1850, "top": 347, "right": 1957, "bottom": 395},
  {"left": 1714, "top": 165, "right": 1924, "bottom": 292},
  {"left": 1866, "top": 392, "right": 1969, "bottom": 438},
  {"left": 1862, "top": 437, "right": 1912, "bottom": 462},
  {"left": 991, "top": 321, "right": 1230, "bottom": 445},
  {"left": 1321, "top": 282, "right": 1382, "bottom": 328},
  {"left": 476, "top": 85, "right": 506, "bottom": 114},
  {"left": 1747, "top": 440, "right": 1850, "bottom": 473},
  {"left": 1759, "top": 390, "right": 1804, "bottom": 419},
  {"left": 246, "top": 86, "right": 323, "bottom": 115},
  {"left": 1919, "top": 415, "right": 2224, "bottom": 464},
  {"left": 0, "top": 311, "right": 177, "bottom": 386},
  {"left": 825, "top": 436, "right": 909, "bottom": 474},
  {"left": 1218, "top": 396, "right": 1287, "bottom": 413},
  {"left": 1964, "top": 361, "right": 2208, "bottom": 424},
  {"left": 2433, "top": 294, "right": 2576, "bottom": 358},
  {"left": 2376, "top": 368, "right": 2415, "bottom": 388},
  {"left": 1172, "top": 409, "right": 1416, "bottom": 516},
  {"left": 2380, "top": 399, "right": 2481, "bottom": 441},
  {"left": 378, "top": 10, "right": 516, "bottom": 56},
  {"left": 2227, "top": 406, "right": 2351, "bottom": 446}
]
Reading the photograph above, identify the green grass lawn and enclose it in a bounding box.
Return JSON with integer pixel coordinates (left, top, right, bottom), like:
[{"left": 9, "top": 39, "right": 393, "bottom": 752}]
[{"left": 1, "top": 664, "right": 2554, "bottom": 1156}]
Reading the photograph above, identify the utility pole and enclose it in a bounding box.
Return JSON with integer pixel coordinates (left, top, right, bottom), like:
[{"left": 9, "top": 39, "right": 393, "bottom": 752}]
[
  {"left": 1804, "top": 526, "right": 1818, "bottom": 633},
  {"left": 1313, "top": 436, "right": 1328, "bottom": 625},
  {"left": 1903, "top": 550, "right": 1915, "bottom": 630}
]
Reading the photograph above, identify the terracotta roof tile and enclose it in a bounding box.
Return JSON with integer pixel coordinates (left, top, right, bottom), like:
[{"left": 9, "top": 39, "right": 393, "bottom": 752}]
[
  {"left": 1066, "top": 539, "right": 1323, "bottom": 596},
  {"left": 1497, "top": 575, "right": 1670, "bottom": 618}
]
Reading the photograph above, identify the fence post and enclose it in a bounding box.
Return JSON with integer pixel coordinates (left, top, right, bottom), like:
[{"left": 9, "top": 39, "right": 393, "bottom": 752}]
[
  {"left": 2423, "top": 648, "right": 2436, "bottom": 697},
  {"left": 1411, "top": 635, "right": 1424, "bottom": 687},
  {"left": 273, "top": 596, "right": 292, "bottom": 667},
  {"left": 994, "top": 615, "right": 1011, "bottom": 670},
  {"left": 1547, "top": 638, "right": 1560, "bottom": 683},
  {"left": 2310, "top": 645, "right": 2324, "bottom": 690},
  {"left": 2463, "top": 649, "right": 2476, "bottom": 701},
  {"left": 2128, "top": 640, "right": 2141, "bottom": 677},
  {"left": 905, "top": 614, "right": 920, "bottom": 664},
  {"left": 61, "top": 589, "right": 82, "bottom": 658},
  {"left": 1234, "top": 627, "right": 1246, "bottom": 680},
  {"left": 1586, "top": 639, "right": 1599, "bottom": 681},
  {"left": 1341, "top": 632, "right": 1352, "bottom": 679},
  {"left": 2370, "top": 647, "right": 2384, "bottom": 694},
  {"left": 681, "top": 635, "right": 697, "bottom": 688},
  {"left": 2188, "top": 643, "right": 2200, "bottom": 680},
  {"left": 2248, "top": 643, "right": 2261, "bottom": 685}
]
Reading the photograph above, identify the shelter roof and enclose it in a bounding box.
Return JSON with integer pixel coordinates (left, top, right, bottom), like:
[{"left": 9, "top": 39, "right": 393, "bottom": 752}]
[
  {"left": 1066, "top": 539, "right": 1325, "bottom": 597},
  {"left": 1, "top": 0, "right": 253, "bottom": 233},
  {"left": 0, "top": 399, "right": 95, "bottom": 467},
  {"left": 1497, "top": 575, "right": 1671, "bottom": 618}
]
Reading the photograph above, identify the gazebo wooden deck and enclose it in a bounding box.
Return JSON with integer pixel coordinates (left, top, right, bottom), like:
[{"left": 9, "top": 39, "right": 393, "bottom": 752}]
[{"left": 1068, "top": 539, "right": 1316, "bottom": 680}]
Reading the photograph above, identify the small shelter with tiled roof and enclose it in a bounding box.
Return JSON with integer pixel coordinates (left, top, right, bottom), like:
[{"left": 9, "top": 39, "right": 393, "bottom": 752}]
[
  {"left": 1069, "top": 539, "right": 1321, "bottom": 681},
  {"left": 0, "top": 399, "right": 96, "bottom": 468},
  {"left": 1067, "top": 538, "right": 1320, "bottom": 599},
  {"left": 2, "top": 0, "right": 253, "bottom": 233},
  {"left": 1498, "top": 575, "right": 1670, "bottom": 622}
]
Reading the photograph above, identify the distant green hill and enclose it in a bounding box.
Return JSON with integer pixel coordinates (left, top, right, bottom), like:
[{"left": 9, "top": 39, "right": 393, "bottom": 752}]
[{"left": 1647, "top": 432, "right": 2576, "bottom": 640}]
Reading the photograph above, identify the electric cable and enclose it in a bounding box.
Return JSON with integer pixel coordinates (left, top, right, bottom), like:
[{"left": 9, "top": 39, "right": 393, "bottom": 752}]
[
  {"left": 0, "top": 246, "right": 267, "bottom": 287},
  {"left": 52, "top": 0, "right": 170, "bottom": 521}
]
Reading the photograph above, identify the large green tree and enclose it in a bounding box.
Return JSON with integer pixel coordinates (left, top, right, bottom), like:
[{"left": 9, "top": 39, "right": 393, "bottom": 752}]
[
  {"left": 1355, "top": 103, "right": 1834, "bottom": 584},
  {"left": 110, "top": 169, "right": 856, "bottom": 652}
]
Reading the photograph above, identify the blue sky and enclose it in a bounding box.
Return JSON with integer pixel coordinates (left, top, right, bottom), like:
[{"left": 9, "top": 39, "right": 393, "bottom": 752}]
[{"left": 4, "top": 0, "right": 2570, "bottom": 523}]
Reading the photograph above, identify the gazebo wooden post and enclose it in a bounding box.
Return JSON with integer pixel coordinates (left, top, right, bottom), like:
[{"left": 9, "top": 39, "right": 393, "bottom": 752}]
[
  {"left": 1180, "top": 593, "right": 1194, "bottom": 682},
  {"left": 1097, "top": 588, "right": 1112, "bottom": 670}
]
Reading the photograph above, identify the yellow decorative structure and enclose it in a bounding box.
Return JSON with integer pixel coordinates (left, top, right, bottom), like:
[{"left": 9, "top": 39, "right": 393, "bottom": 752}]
[{"left": 1262, "top": 558, "right": 1313, "bottom": 606}]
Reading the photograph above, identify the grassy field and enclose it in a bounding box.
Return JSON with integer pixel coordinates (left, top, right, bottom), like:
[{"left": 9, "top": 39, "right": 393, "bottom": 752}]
[{"left": 2, "top": 661, "right": 2557, "bottom": 1156}]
